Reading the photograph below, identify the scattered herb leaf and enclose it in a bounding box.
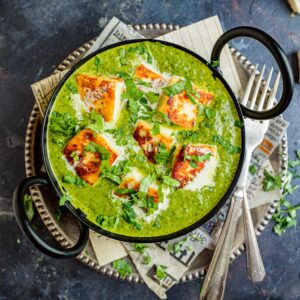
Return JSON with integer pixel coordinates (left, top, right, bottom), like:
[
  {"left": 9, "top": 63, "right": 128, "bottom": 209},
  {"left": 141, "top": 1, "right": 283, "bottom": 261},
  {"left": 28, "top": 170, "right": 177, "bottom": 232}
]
[{"left": 112, "top": 259, "right": 132, "bottom": 279}]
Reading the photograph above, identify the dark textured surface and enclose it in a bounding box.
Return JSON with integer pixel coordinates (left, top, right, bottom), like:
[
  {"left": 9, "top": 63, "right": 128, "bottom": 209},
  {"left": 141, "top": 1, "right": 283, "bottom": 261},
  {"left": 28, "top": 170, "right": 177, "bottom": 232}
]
[{"left": 1, "top": 0, "right": 300, "bottom": 299}]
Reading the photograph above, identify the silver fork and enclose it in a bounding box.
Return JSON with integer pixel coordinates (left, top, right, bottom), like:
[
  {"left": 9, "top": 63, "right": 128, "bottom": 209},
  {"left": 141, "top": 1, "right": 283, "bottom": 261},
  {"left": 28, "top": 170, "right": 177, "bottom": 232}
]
[{"left": 200, "top": 65, "right": 281, "bottom": 300}]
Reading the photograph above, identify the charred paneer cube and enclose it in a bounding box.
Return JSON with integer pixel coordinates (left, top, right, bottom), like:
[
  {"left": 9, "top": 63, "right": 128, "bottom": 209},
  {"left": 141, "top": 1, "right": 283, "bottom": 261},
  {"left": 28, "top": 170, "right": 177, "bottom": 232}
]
[
  {"left": 134, "top": 64, "right": 164, "bottom": 84},
  {"left": 63, "top": 128, "right": 118, "bottom": 185},
  {"left": 157, "top": 77, "right": 215, "bottom": 129},
  {"left": 171, "top": 144, "right": 217, "bottom": 189},
  {"left": 76, "top": 74, "right": 124, "bottom": 123},
  {"left": 133, "top": 120, "right": 175, "bottom": 163}
]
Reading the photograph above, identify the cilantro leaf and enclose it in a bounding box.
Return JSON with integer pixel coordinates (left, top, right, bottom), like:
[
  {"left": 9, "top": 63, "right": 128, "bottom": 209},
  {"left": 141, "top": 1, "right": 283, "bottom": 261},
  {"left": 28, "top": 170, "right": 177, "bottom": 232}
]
[
  {"left": 162, "top": 80, "right": 186, "bottom": 96},
  {"left": 156, "top": 265, "right": 167, "bottom": 281},
  {"left": 146, "top": 91, "right": 159, "bottom": 103},
  {"left": 84, "top": 142, "right": 110, "bottom": 160},
  {"left": 96, "top": 215, "right": 119, "bottom": 229},
  {"left": 62, "top": 172, "right": 86, "bottom": 187},
  {"left": 87, "top": 109, "right": 104, "bottom": 132},
  {"left": 234, "top": 120, "right": 244, "bottom": 128},
  {"left": 94, "top": 56, "right": 101, "bottom": 72},
  {"left": 59, "top": 194, "right": 71, "bottom": 206},
  {"left": 262, "top": 169, "right": 282, "bottom": 191},
  {"left": 213, "top": 134, "right": 241, "bottom": 154},
  {"left": 151, "top": 123, "right": 160, "bottom": 136},
  {"left": 249, "top": 164, "right": 257, "bottom": 175},
  {"left": 23, "top": 194, "right": 35, "bottom": 222},
  {"left": 204, "top": 107, "right": 215, "bottom": 118},
  {"left": 139, "top": 174, "right": 154, "bottom": 193},
  {"left": 66, "top": 82, "right": 77, "bottom": 94},
  {"left": 132, "top": 243, "right": 147, "bottom": 253},
  {"left": 112, "top": 259, "right": 132, "bottom": 279},
  {"left": 162, "top": 175, "right": 180, "bottom": 187}
]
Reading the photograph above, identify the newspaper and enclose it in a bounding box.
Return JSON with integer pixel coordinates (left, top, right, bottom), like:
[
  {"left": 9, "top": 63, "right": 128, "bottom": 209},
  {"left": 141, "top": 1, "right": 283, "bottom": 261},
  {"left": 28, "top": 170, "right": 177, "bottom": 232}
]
[
  {"left": 123, "top": 228, "right": 213, "bottom": 299},
  {"left": 30, "top": 16, "right": 287, "bottom": 299}
]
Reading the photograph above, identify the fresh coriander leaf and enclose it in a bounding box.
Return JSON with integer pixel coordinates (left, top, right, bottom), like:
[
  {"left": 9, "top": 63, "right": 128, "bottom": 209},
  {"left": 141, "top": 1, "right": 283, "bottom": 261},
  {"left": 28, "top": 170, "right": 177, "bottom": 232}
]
[
  {"left": 151, "top": 123, "right": 160, "bottom": 136},
  {"left": 162, "top": 80, "right": 186, "bottom": 96},
  {"left": 156, "top": 265, "right": 167, "bottom": 281},
  {"left": 249, "top": 164, "right": 257, "bottom": 175},
  {"left": 105, "top": 127, "right": 127, "bottom": 146},
  {"left": 23, "top": 194, "right": 35, "bottom": 222},
  {"left": 87, "top": 109, "right": 104, "bottom": 132},
  {"left": 59, "top": 194, "right": 71, "bottom": 206},
  {"left": 204, "top": 107, "right": 215, "bottom": 118},
  {"left": 213, "top": 134, "right": 241, "bottom": 154},
  {"left": 190, "top": 161, "right": 198, "bottom": 168},
  {"left": 184, "top": 153, "right": 212, "bottom": 164},
  {"left": 84, "top": 142, "right": 110, "bottom": 160},
  {"left": 134, "top": 78, "right": 152, "bottom": 87},
  {"left": 146, "top": 91, "right": 159, "bottom": 103},
  {"left": 94, "top": 56, "right": 101, "bottom": 72},
  {"left": 101, "top": 160, "right": 129, "bottom": 184},
  {"left": 62, "top": 173, "right": 86, "bottom": 187},
  {"left": 115, "top": 188, "right": 136, "bottom": 195},
  {"left": 162, "top": 176, "right": 180, "bottom": 187},
  {"left": 96, "top": 215, "right": 119, "bottom": 228},
  {"left": 234, "top": 120, "right": 244, "bottom": 128},
  {"left": 118, "top": 48, "right": 126, "bottom": 57},
  {"left": 112, "top": 259, "right": 132, "bottom": 279},
  {"left": 50, "top": 111, "right": 77, "bottom": 138},
  {"left": 263, "top": 169, "right": 281, "bottom": 191},
  {"left": 211, "top": 60, "right": 220, "bottom": 68},
  {"left": 139, "top": 174, "right": 154, "bottom": 193},
  {"left": 142, "top": 253, "right": 152, "bottom": 265},
  {"left": 132, "top": 243, "right": 147, "bottom": 253},
  {"left": 66, "top": 82, "right": 77, "bottom": 94},
  {"left": 122, "top": 201, "right": 141, "bottom": 229}
]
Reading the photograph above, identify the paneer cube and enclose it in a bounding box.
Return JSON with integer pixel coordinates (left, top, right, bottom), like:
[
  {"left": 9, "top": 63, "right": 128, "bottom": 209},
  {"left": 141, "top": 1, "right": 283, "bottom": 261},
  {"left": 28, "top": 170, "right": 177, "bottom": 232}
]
[
  {"left": 63, "top": 128, "right": 118, "bottom": 185},
  {"left": 133, "top": 120, "right": 175, "bottom": 163},
  {"left": 134, "top": 64, "right": 164, "bottom": 84},
  {"left": 171, "top": 144, "right": 217, "bottom": 189},
  {"left": 76, "top": 74, "right": 124, "bottom": 123},
  {"left": 157, "top": 77, "right": 215, "bottom": 129}
]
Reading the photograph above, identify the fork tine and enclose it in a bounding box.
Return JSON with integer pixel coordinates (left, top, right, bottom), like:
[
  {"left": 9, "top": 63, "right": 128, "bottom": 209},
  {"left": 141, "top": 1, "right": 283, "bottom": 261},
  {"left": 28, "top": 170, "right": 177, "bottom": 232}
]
[
  {"left": 257, "top": 67, "right": 273, "bottom": 111},
  {"left": 249, "top": 65, "right": 265, "bottom": 110},
  {"left": 241, "top": 64, "right": 258, "bottom": 106},
  {"left": 266, "top": 72, "right": 281, "bottom": 110}
]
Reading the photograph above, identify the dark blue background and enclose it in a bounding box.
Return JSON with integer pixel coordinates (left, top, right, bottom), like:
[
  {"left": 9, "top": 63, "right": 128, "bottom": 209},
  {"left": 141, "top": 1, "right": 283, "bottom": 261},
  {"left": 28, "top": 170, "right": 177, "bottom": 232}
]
[{"left": 1, "top": 1, "right": 300, "bottom": 299}]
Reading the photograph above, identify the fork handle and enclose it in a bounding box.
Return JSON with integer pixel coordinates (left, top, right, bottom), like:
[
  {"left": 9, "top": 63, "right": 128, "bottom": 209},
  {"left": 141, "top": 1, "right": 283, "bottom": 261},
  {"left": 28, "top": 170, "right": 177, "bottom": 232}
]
[
  {"left": 211, "top": 26, "right": 294, "bottom": 120},
  {"left": 200, "top": 195, "right": 242, "bottom": 300},
  {"left": 242, "top": 189, "right": 266, "bottom": 282}
]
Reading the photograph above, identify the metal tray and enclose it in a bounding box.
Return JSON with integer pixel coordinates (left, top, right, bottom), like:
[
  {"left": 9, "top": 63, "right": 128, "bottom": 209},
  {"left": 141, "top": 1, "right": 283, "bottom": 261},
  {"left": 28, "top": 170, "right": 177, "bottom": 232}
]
[{"left": 24, "top": 23, "right": 288, "bottom": 283}]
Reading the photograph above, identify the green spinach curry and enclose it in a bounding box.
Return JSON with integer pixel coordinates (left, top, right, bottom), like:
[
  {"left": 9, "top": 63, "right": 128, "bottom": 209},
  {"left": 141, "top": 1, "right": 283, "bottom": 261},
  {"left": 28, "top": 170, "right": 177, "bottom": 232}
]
[{"left": 47, "top": 41, "right": 242, "bottom": 237}]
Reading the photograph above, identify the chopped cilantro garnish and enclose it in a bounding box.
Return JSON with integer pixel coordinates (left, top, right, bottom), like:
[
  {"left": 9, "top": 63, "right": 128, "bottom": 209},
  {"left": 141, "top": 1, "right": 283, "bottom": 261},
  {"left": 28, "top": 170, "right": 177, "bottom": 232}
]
[
  {"left": 62, "top": 172, "right": 86, "bottom": 187},
  {"left": 139, "top": 174, "right": 154, "bottom": 193},
  {"left": 105, "top": 127, "right": 128, "bottom": 146},
  {"left": 122, "top": 201, "right": 141, "bottom": 230},
  {"left": 101, "top": 160, "right": 129, "bottom": 184},
  {"left": 49, "top": 111, "right": 78, "bottom": 145},
  {"left": 96, "top": 215, "right": 119, "bottom": 229},
  {"left": 94, "top": 56, "right": 101, "bottom": 72},
  {"left": 211, "top": 60, "right": 220, "bottom": 68},
  {"left": 146, "top": 91, "right": 159, "bottom": 103},
  {"left": 132, "top": 243, "right": 147, "bottom": 253},
  {"left": 263, "top": 169, "right": 282, "bottom": 191},
  {"left": 162, "top": 80, "right": 186, "bottom": 96},
  {"left": 162, "top": 175, "right": 180, "bottom": 187},
  {"left": 112, "top": 259, "right": 132, "bottom": 279},
  {"left": 142, "top": 253, "right": 152, "bottom": 265},
  {"left": 156, "top": 265, "right": 167, "bottom": 281},
  {"left": 204, "top": 107, "right": 215, "bottom": 118},
  {"left": 234, "top": 120, "right": 244, "bottom": 128},
  {"left": 84, "top": 142, "right": 110, "bottom": 160},
  {"left": 23, "top": 194, "right": 35, "bottom": 222},
  {"left": 184, "top": 153, "right": 212, "bottom": 168},
  {"left": 66, "top": 82, "right": 77, "bottom": 94},
  {"left": 168, "top": 237, "right": 189, "bottom": 253},
  {"left": 154, "top": 144, "right": 175, "bottom": 165},
  {"left": 249, "top": 164, "right": 257, "bottom": 175},
  {"left": 213, "top": 134, "right": 241, "bottom": 154},
  {"left": 134, "top": 78, "right": 152, "bottom": 87},
  {"left": 114, "top": 188, "right": 136, "bottom": 195},
  {"left": 151, "top": 123, "right": 160, "bottom": 136},
  {"left": 87, "top": 109, "right": 104, "bottom": 132},
  {"left": 59, "top": 194, "right": 71, "bottom": 206}
]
